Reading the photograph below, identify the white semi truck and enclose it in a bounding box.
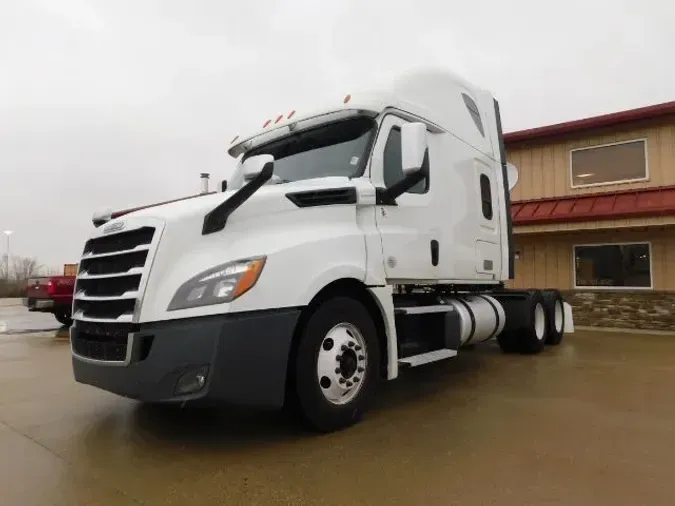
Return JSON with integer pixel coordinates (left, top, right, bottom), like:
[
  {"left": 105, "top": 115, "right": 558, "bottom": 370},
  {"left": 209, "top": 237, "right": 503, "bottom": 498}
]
[{"left": 71, "top": 69, "right": 574, "bottom": 432}]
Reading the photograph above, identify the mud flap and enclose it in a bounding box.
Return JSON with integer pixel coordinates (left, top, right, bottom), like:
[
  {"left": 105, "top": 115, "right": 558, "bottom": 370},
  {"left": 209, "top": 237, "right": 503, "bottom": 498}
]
[{"left": 563, "top": 301, "right": 575, "bottom": 333}]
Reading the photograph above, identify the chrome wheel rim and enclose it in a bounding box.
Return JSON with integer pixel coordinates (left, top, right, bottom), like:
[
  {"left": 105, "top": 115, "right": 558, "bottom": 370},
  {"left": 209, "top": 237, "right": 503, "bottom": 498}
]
[
  {"left": 317, "top": 323, "right": 367, "bottom": 405},
  {"left": 554, "top": 300, "right": 564, "bottom": 333},
  {"left": 534, "top": 303, "right": 546, "bottom": 341}
]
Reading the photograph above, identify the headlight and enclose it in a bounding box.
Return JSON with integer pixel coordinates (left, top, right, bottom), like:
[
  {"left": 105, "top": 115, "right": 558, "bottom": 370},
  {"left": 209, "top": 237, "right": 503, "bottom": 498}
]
[{"left": 167, "top": 256, "right": 266, "bottom": 311}]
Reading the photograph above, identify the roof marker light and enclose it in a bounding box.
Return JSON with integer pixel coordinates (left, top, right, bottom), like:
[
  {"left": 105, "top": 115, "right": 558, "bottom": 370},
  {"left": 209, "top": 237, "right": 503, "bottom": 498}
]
[
  {"left": 343, "top": 94, "right": 352, "bottom": 104},
  {"left": 262, "top": 119, "right": 272, "bottom": 128},
  {"left": 275, "top": 114, "right": 284, "bottom": 124},
  {"left": 287, "top": 109, "right": 296, "bottom": 119}
]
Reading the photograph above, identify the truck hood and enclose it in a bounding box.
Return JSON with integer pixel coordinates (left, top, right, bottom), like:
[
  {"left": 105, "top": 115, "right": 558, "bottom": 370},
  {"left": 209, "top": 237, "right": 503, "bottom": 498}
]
[{"left": 122, "top": 176, "right": 355, "bottom": 225}]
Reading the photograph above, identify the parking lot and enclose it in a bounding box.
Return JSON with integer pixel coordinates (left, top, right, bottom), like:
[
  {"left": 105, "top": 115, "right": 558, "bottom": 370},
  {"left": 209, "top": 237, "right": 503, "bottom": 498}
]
[{"left": 2, "top": 303, "right": 675, "bottom": 505}]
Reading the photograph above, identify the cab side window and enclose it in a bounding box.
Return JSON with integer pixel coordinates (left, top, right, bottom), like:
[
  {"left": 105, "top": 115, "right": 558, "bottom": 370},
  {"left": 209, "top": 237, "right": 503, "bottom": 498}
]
[{"left": 382, "top": 127, "right": 428, "bottom": 194}]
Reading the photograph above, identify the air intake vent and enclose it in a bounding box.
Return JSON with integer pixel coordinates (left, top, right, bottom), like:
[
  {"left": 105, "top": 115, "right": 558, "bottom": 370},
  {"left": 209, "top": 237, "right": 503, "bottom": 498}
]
[
  {"left": 71, "top": 321, "right": 137, "bottom": 362},
  {"left": 285, "top": 187, "right": 357, "bottom": 208}
]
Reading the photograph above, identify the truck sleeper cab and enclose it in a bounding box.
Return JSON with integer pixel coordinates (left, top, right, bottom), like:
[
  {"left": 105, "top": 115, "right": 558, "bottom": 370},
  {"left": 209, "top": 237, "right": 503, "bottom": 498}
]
[{"left": 71, "top": 69, "right": 574, "bottom": 433}]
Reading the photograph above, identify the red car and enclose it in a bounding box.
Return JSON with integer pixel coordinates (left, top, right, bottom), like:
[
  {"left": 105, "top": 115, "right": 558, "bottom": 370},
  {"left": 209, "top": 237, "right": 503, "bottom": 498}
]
[{"left": 23, "top": 276, "right": 75, "bottom": 327}]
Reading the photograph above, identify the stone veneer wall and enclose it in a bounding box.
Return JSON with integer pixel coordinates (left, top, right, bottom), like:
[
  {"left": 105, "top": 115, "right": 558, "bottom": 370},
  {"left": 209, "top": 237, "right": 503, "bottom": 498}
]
[{"left": 561, "top": 290, "right": 675, "bottom": 332}]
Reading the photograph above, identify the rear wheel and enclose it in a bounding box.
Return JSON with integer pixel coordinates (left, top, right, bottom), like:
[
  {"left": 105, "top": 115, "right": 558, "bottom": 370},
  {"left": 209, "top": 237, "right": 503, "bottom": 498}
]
[
  {"left": 542, "top": 289, "right": 565, "bottom": 346},
  {"left": 522, "top": 295, "right": 548, "bottom": 354},
  {"left": 289, "top": 296, "right": 381, "bottom": 433},
  {"left": 497, "top": 290, "right": 548, "bottom": 354}
]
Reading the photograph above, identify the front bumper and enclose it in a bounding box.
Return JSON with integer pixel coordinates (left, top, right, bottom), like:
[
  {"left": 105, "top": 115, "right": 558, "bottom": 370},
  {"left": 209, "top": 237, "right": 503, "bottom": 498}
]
[{"left": 71, "top": 307, "right": 301, "bottom": 409}]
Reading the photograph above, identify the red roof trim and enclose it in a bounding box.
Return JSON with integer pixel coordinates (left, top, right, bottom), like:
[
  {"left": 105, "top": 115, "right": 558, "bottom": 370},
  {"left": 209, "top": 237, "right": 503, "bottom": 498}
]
[
  {"left": 512, "top": 185, "right": 675, "bottom": 226},
  {"left": 111, "top": 192, "right": 216, "bottom": 219},
  {"left": 504, "top": 101, "right": 675, "bottom": 144}
]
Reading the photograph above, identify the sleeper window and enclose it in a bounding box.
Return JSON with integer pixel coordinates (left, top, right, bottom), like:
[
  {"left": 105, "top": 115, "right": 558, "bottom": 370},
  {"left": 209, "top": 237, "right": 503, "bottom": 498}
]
[{"left": 480, "top": 174, "right": 493, "bottom": 220}]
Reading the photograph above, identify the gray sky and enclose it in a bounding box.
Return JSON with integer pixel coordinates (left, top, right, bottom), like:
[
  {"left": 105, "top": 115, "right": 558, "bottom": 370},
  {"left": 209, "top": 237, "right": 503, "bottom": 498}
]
[{"left": 1, "top": 0, "right": 674, "bottom": 272}]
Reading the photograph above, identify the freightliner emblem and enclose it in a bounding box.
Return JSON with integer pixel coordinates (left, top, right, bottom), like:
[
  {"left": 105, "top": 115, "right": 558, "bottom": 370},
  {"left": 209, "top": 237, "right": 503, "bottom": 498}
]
[{"left": 103, "top": 221, "right": 125, "bottom": 234}]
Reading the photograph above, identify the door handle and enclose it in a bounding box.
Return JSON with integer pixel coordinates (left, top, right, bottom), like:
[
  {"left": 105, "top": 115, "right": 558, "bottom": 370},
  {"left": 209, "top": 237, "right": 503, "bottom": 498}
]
[{"left": 430, "top": 240, "right": 439, "bottom": 266}]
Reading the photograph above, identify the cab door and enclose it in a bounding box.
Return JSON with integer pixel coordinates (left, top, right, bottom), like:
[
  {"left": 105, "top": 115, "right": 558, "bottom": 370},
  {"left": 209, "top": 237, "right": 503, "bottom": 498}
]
[{"left": 370, "top": 114, "right": 434, "bottom": 282}]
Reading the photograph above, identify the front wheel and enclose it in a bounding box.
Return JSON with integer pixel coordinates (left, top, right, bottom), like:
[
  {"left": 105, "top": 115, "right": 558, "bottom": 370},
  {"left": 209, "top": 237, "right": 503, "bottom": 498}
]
[{"left": 289, "top": 296, "right": 381, "bottom": 433}]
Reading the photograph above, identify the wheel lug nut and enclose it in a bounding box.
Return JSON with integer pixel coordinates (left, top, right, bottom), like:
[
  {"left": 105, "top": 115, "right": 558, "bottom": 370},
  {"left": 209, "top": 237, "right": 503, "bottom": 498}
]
[
  {"left": 341, "top": 345, "right": 347, "bottom": 351},
  {"left": 357, "top": 367, "right": 364, "bottom": 373},
  {"left": 346, "top": 381, "right": 353, "bottom": 387},
  {"left": 358, "top": 355, "right": 365, "bottom": 360},
  {"left": 355, "top": 345, "right": 362, "bottom": 351},
  {"left": 339, "top": 378, "right": 346, "bottom": 384},
  {"left": 336, "top": 355, "right": 342, "bottom": 362},
  {"left": 348, "top": 342, "right": 355, "bottom": 347},
  {"left": 353, "top": 377, "right": 360, "bottom": 383},
  {"left": 335, "top": 368, "right": 340, "bottom": 374}
]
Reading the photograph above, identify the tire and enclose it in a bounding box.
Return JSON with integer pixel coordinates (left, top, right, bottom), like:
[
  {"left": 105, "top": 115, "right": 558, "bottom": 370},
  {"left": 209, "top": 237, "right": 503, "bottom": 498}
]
[
  {"left": 517, "top": 290, "right": 548, "bottom": 354},
  {"left": 496, "top": 329, "right": 521, "bottom": 354},
  {"left": 496, "top": 290, "right": 548, "bottom": 355},
  {"left": 542, "top": 289, "right": 565, "bottom": 346},
  {"left": 289, "top": 296, "right": 381, "bottom": 433},
  {"left": 55, "top": 312, "right": 73, "bottom": 327}
]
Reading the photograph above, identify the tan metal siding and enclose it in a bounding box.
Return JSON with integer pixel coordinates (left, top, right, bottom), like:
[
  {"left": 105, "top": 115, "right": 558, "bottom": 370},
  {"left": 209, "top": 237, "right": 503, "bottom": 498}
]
[
  {"left": 507, "top": 119, "right": 675, "bottom": 201},
  {"left": 507, "top": 228, "right": 675, "bottom": 291}
]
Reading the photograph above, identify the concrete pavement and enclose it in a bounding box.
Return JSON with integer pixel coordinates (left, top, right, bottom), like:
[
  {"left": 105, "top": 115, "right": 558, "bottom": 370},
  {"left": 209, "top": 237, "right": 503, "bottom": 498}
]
[
  {"left": 2, "top": 309, "right": 675, "bottom": 505},
  {"left": 0, "top": 301, "right": 61, "bottom": 334},
  {"left": 0, "top": 297, "right": 22, "bottom": 307}
]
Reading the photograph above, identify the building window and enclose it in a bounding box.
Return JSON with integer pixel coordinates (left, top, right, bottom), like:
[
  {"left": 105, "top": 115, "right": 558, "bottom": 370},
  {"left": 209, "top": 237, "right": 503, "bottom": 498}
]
[
  {"left": 383, "top": 127, "right": 428, "bottom": 194},
  {"left": 570, "top": 139, "right": 648, "bottom": 188},
  {"left": 573, "top": 243, "right": 652, "bottom": 289},
  {"left": 479, "top": 174, "right": 493, "bottom": 220},
  {"left": 461, "top": 93, "right": 485, "bottom": 137}
]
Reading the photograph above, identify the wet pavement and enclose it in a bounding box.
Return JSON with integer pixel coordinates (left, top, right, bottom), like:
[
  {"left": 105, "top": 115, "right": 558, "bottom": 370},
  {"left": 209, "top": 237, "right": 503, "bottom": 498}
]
[
  {"left": 0, "top": 300, "right": 61, "bottom": 334},
  {"left": 2, "top": 306, "right": 675, "bottom": 505}
]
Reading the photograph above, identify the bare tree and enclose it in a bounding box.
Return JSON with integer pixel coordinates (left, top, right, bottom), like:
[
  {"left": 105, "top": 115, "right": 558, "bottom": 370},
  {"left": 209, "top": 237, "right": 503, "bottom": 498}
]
[
  {"left": 12, "top": 256, "right": 42, "bottom": 283},
  {"left": 44, "top": 266, "right": 63, "bottom": 276}
]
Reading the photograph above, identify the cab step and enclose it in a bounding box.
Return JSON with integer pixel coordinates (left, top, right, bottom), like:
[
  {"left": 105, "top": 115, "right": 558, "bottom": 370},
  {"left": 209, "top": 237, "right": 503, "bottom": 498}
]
[{"left": 398, "top": 348, "right": 458, "bottom": 368}]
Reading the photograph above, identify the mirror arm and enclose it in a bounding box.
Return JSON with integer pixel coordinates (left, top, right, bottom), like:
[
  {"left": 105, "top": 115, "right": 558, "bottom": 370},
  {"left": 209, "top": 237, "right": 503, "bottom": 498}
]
[
  {"left": 202, "top": 162, "right": 274, "bottom": 235},
  {"left": 383, "top": 149, "right": 429, "bottom": 203}
]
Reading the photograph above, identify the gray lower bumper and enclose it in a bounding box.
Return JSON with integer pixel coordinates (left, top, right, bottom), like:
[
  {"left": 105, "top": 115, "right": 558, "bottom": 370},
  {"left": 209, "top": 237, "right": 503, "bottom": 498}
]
[{"left": 71, "top": 308, "right": 301, "bottom": 409}]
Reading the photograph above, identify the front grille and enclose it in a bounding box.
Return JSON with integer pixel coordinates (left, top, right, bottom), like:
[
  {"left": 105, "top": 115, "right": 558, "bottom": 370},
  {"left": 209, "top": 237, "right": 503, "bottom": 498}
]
[
  {"left": 74, "top": 224, "right": 157, "bottom": 326},
  {"left": 75, "top": 299, "right": 137, "bottom": 320},
  {"left": 77, "top": 274, "right": 142, "bottom": 297},
  {"left": 83, "top": 226, "right": 154, "bottom": 255},
  {"left": 79, "top": 250, "right": 148, "bottom": 276},
  {"left": 72, "top": 321, "right": 136, "bottom": 362}
]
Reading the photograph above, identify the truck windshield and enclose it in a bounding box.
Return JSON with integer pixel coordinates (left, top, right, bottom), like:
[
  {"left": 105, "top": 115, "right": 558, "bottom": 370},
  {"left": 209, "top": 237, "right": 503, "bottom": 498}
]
[{"left": 243, "top": 116, "right": 376, "bottom": 182}]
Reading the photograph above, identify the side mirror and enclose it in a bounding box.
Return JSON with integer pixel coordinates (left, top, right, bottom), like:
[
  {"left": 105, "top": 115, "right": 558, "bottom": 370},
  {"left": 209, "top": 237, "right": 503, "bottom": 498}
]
[
  {"left": 401, "top": 122, "right": 427, "bottom": 175},
  {"left": 221, "top": 180, "right": 228, "bottom": 192},
  {"left": 506, "top": 162, "right": 519, "bottom": 191},
  {"left": 242, "top": 154, "right": 274, "bottom": 181}
]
